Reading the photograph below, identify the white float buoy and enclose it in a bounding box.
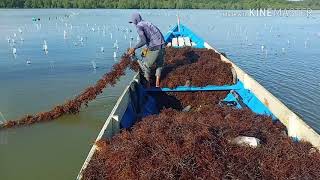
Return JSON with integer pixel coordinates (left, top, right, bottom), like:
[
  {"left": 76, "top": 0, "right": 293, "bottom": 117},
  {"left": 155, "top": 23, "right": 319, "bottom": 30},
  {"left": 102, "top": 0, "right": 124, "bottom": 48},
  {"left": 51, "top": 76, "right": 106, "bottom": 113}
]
[
  {"left": 13, "top": 33, "right": 17, "bottom": 37},
  {"left": 18, "top": 28, "right": 22, "bottom": 34},
  {"left": 100, "top": 47, "right": 104, "bottom": 52},
  {"left": 26, "top": 59, "right": 31, "bottom": 64},
  {"left": 231, "top": 136, "right": 260, "bottom": 148},
  {"left": 12, "top": 47, "right": 17, "bottom": 54},
  {"left": 43, "top": 44, "right": 48, "bottom": 51},
  {"left": 261, "top": 45, "right": 265, "bottom": 51},
  {"left": 113, "top": 51, "right": 117, "bottom": 58}
]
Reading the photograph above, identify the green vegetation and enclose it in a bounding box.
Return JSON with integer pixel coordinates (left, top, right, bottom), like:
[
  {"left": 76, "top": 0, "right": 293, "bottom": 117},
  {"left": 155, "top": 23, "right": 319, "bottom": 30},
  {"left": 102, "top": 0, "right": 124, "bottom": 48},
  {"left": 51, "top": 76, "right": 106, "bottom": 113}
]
[{"left": 0, "top": 0, "right": 319, "bottom": 9}]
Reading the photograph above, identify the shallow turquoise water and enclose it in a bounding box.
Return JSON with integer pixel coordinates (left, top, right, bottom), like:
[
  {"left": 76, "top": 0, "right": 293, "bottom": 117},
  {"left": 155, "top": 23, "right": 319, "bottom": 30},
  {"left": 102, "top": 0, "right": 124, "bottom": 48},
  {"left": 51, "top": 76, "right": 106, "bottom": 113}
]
[{"left": 0, "top": 9, "right": 319, "bottom": 179}]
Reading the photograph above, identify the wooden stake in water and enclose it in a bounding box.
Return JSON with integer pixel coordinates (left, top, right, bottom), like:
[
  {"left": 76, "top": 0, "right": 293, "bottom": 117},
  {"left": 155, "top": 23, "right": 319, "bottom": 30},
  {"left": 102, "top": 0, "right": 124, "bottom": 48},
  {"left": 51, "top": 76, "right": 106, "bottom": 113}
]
[
  {"left": 0, "top": 112, "right": 8, "bottom": 145},
  {"left": 0, "top": 112, "right": 6, "bottom": 124},
  {"left": 304, "top": 40, "right": 308, "bottom": 48},
  {"left": 265, "top": 49, "right": 268, "bottom": 57},
  {"left": 177, "top": 14, "right": 181, "bottom": 32},
  {"left": 64, "top": 30, "right": 67, "bottom": 39},
  {"left": 91, "top": 61, "right": 97, "bottom": 70}
]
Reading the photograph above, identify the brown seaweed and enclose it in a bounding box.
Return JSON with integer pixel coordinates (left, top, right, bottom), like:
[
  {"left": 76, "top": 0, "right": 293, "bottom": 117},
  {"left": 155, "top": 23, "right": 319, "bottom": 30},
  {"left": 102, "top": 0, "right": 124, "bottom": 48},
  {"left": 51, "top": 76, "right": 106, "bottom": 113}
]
[{"left": 0, "top": 54, "right": 138, "bottom": 129}]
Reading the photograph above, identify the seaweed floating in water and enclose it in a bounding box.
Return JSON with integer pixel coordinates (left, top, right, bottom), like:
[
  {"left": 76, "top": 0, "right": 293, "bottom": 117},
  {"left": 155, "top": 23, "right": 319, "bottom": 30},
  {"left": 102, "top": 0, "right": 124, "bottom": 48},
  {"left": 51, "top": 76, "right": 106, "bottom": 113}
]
[{"left": 1, "top": 54, "right": 139, "bottom": 129}]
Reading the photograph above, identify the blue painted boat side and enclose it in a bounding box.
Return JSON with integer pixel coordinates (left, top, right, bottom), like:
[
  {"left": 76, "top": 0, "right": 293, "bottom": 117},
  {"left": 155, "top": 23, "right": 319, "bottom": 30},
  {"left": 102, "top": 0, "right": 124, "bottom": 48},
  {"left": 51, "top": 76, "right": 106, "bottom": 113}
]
[
  {"left": 147, "top": 82, "right": 242, "bottom": 92},
  {"left": 119, "top": 24, "right": 276, "bottom": 130},
  {"left": 164, "top": 24, "right": 275, "bottom": 117},
  {"left": 224, "top": 81, "right": 275, "bottom": 118}
]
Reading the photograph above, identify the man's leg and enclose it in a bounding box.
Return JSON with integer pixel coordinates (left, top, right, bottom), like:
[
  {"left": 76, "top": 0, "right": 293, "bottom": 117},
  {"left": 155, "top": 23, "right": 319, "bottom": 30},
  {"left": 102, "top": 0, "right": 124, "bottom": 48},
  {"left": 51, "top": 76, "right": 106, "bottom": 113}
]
[
  {"left": 138, "top": 50, "right": 160, "bottom": 87},
  {"left": 155, "top": 48, "right": 165, "bottom": 87}
]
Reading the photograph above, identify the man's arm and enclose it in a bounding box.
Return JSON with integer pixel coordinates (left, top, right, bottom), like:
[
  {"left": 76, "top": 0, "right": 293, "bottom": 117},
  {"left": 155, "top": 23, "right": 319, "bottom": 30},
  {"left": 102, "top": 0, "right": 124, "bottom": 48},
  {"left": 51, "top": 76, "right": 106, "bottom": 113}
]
[{"left": 134, "top": 26, "right": 147, "bottom": 50}]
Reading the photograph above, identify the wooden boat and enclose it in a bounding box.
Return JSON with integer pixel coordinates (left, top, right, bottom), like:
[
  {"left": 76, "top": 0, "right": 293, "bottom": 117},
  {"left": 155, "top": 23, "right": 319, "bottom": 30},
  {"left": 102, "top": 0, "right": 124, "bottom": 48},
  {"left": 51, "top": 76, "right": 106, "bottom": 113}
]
[{"left": 77, "top": 23, "right": 320, "bottom": 179}]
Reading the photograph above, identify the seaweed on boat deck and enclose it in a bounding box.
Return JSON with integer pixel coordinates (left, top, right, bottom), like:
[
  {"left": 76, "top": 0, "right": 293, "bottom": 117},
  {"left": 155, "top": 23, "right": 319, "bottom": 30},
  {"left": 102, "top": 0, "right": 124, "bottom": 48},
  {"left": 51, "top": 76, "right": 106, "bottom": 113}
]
[
  {"left": 82, "top": 47, "right": 320, "bottom": 180},
  {"left": 160, "top": 47, "right": 233, "bottom": 88},
  {"left": 83, "top": 105, "right": 320, "bottom": 180}
]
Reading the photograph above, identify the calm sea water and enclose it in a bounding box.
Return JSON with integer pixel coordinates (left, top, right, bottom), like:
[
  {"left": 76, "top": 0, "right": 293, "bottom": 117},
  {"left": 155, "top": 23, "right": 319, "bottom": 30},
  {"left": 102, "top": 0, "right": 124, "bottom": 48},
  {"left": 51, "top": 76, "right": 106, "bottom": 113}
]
[{"left": 0, "top": 9, "right": 319, "bottom": 180}]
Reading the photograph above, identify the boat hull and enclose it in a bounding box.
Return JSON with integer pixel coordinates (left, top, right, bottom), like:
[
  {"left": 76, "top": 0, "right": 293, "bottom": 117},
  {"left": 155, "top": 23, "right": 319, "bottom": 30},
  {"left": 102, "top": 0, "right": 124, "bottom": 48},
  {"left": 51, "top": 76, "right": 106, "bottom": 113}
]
[{"left": 77, "top": 24, "right": 320, "bottom": 179}]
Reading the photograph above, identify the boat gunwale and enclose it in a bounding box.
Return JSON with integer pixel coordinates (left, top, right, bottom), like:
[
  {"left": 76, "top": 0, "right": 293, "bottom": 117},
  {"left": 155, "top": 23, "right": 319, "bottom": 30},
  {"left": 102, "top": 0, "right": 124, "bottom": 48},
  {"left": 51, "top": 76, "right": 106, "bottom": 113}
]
[
  {"left": 203, "top": 42, "right": 320, "bottom": 149},
  {"left": 76, "top": 74, "right": 140, "bottom": 180}
]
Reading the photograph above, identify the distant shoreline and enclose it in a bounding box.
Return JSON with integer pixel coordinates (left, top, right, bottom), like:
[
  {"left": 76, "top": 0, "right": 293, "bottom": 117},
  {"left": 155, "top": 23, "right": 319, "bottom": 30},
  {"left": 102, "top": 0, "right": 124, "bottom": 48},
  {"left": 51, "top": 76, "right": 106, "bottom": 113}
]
[{"left": 0, "top": 8, "right": 319, "bottom": 10}]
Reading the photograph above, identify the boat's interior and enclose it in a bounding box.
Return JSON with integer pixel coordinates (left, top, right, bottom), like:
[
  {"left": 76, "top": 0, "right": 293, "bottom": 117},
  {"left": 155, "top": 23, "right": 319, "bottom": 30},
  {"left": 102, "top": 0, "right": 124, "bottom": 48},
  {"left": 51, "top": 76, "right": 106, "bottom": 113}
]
[
  {"left": 77, "top": 23, "right": 320, "bottom": 179},
  {"left": 118, "top": 24, "right": 275, "bottom": 131}
]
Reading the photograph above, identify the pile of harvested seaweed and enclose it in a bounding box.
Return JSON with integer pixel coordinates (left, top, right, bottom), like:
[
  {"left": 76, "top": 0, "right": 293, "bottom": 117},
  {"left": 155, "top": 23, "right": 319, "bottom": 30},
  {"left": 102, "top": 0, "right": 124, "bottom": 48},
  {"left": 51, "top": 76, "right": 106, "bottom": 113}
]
[
  {"left": 160, "top": 47, "right": 233, "bottom": 88},
  {"left": 153, "top": 91, "right": 229, "bottom": 111},
  {"left": 83, "top": 103, "right": 320, "bottom": 180},
  {"left": 82, "top": 47, "right": 320, "bottom": 180}
]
